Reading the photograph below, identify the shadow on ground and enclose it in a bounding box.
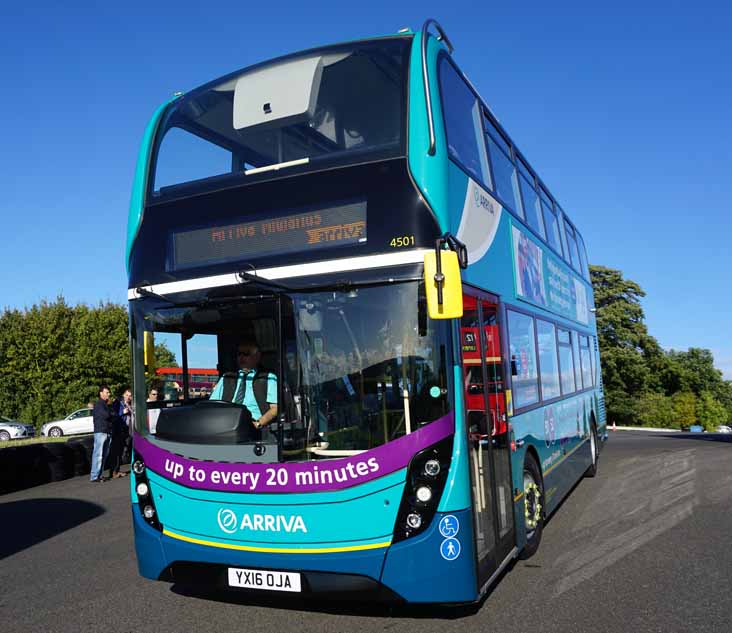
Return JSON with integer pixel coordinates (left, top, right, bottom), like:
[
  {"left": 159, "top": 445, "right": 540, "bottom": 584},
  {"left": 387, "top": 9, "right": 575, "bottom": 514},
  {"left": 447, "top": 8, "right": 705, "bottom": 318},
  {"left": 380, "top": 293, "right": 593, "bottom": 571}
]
[
  {"left": 659, "top": 433, "right": 732, "bottom": 444},
  {"left": 170, "top": 576, "right": 508, "bottom": 619},
  {"left": 0, "top": 498, "right": 105, "bottom": 559}
]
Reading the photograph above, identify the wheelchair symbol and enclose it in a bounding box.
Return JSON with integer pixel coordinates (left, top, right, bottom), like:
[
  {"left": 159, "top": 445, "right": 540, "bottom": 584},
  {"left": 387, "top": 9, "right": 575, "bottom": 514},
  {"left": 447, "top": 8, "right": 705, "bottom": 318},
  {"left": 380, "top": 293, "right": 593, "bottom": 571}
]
[{"left": 439, "top": 514, "right": 460, "bottom": 538}]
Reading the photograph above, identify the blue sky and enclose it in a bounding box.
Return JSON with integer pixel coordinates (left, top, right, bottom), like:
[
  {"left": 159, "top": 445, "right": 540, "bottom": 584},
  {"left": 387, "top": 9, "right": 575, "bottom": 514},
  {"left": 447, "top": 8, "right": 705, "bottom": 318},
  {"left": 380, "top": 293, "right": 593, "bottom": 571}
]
[{"left": 1, "top": 1, "right": 730, "bottom": 377}]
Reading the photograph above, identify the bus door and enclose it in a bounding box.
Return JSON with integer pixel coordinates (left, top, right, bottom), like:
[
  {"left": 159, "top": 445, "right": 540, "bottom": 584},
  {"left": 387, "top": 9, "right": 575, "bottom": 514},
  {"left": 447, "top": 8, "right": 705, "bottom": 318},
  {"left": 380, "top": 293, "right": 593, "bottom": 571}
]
[{"left": 461, "top": 291, "right": 515, "bottom": 589}]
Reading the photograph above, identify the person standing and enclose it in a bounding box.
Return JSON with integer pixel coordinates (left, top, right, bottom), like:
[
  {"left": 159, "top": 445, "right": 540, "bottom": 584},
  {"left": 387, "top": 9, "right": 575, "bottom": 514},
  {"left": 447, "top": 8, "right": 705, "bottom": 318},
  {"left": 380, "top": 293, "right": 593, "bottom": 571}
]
[
  {"left": 108, "top": 388, "right": 132, "bottom": 478},
  {"left": 90, "top": 385, "right": 113, "bottom": 482}
]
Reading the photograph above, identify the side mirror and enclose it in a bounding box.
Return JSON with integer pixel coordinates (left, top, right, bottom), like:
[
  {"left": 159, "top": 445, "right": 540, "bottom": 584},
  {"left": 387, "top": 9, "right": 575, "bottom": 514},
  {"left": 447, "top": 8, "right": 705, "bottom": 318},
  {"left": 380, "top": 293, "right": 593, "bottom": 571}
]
[{"left": 423, "top": 250, "right": 463, "bottom": 320}]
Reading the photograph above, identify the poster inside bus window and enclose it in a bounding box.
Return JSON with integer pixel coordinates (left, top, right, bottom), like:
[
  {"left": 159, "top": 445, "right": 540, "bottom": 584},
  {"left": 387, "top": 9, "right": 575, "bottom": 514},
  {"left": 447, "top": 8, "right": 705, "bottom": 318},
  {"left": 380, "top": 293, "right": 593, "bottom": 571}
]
[
  {"left": 170, "top": 199, "right": 367, "bottom": 270},
  {"left": 512, "top": 225, "right": 589, "bottom": 325}
]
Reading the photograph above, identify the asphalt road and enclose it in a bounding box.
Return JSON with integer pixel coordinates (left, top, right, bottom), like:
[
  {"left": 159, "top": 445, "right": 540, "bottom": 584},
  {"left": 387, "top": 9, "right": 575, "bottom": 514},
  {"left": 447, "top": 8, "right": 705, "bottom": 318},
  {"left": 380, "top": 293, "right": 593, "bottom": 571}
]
[{"left": 2, "top": 431, "right": 731, "bottom": 633}]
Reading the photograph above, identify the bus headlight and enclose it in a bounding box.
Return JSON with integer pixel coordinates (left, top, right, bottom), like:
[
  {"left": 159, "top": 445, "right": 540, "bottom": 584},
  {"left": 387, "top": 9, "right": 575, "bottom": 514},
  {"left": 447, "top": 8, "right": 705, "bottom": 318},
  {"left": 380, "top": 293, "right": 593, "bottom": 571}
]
[
  {"left": 136, "top": 482, "right": 149, "bottom": 497},
  {"left": 132, "top": 460, "right": 146, "bottom": 475},
  {"left": 416, "top": 486, "right": 432, "bottom": 503},
  {"left": 406, "top": 513, "right": 422, "bottom": 529},
  {"left": 143, "top": 505, "right": 156, "bottom": 519},
  {"left": 392, "top": 436, "right": 453, "bottom": 544}
]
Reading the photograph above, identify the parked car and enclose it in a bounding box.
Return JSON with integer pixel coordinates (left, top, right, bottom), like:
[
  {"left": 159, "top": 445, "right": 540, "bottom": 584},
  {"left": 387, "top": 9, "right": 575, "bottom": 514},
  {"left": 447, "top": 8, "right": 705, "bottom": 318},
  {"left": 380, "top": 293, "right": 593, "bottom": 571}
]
[
  {"left": 0, "top": 415, "right": 36, "bottom": 441},
  {"left": 716, "top": 425, "right": 732, "bottom": 434},
  {"left": 41, "top": 408, "right": 94, "bottom": 437}
]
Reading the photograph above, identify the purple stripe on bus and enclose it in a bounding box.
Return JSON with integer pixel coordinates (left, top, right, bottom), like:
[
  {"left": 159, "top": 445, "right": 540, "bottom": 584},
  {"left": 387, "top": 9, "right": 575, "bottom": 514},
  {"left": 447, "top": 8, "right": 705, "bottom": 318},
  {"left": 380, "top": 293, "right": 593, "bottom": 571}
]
[{"left": 133, "top": 412, "right": 453, "bottom": 494}]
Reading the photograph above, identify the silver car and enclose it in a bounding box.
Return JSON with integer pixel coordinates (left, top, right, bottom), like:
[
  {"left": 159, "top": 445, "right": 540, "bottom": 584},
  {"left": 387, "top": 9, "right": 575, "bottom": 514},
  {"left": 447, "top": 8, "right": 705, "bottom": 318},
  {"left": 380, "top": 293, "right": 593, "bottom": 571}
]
[
  {"left": 0, "top": 416, "right": 36, "bottom": 441},
  {"left": 41, "top": 408, "right": 94, "bottom": 438}
]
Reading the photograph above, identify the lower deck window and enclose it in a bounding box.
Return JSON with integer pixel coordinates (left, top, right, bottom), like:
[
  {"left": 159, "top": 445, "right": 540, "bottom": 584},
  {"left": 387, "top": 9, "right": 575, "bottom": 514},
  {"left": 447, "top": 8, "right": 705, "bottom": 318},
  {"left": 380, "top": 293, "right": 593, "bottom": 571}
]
[{"left": 507, "top": 310, "right": 538, "bottom": 408}]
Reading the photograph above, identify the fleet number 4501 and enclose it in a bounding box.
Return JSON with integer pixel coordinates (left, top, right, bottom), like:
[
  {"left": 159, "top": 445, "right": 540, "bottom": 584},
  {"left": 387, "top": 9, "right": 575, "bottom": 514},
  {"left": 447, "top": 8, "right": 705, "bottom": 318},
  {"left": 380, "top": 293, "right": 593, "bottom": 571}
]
[{"left": 390, "top": 235, "right": 415, "bottom": 248}]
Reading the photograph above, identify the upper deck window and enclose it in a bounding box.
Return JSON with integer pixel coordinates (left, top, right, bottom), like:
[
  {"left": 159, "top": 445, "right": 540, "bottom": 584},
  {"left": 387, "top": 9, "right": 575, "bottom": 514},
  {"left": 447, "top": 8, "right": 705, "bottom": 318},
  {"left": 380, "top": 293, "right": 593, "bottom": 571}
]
[
  {"left": 576, "top": 232, "right": 591, "bottom": 280},
  {"left": 517, "top": 161, "right": 546, "bottom": 241},
  {"left": 438, "top": 57, "right": 490, "bottom": 186},
  {"left": 564, "top": 218, "right": 581, "bottom": 272},
  {"left": 151, "top": 38, "right": 410, "bottom": 198},
  {"left": 483, "top": 114, "right": 522, "bottom": 218},
  {"left": 542, "top": 198, "right": 563, "bottom": 256},
  {"left": 483, "top": 115, "right": 511, "bottom": 156}
]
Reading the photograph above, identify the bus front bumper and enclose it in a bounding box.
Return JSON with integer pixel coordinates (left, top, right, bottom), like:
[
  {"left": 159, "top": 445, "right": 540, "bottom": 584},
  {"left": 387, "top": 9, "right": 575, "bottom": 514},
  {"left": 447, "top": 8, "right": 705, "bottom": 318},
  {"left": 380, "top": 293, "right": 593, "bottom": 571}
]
[{"left": 132, "top": 505, "right": 478, "bottom": 604}]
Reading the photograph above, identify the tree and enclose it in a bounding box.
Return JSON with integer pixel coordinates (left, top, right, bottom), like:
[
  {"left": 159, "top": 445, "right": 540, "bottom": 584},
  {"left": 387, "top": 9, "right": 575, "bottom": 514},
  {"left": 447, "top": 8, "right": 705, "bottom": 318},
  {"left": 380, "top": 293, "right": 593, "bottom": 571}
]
[
  {"left": 591, "top": 266, "right": 649, "bottom": 350},
  {"left": 635, "top": 392, "right": 674, "bottom": 428},
  {"left": 671, "top": 392, "right": 697, "bottom": 429},
  {"left": 0, "top": 297, "right": 174, "bottom": 429},
  {"left": 696, "top": 391, "right": 726, "bottom": 432},
  {"left": 154, "top": 343, "right": 178, "bottom": 369},
  {"left": 668, "top": 348, "right": 726, "bottom": 397},
  {"left": 590, "top": 266, "right": 660, "bottom": 423},
  {"left": 589, "top": 266, "right": 732, "bottom": 428}
]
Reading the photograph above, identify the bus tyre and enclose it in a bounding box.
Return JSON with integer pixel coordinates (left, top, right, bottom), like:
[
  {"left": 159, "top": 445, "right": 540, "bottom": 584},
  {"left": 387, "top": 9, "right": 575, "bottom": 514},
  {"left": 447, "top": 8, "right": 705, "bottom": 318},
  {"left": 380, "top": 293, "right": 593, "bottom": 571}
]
[
  {"left": 584, "top": 423, "right": 599, "bottom": 478},
  {"left": 519, "top": 454, "right": 544, "bottom": 560},
  {"left": 49, "top": 427, "right": 63, "bottom": 438}
]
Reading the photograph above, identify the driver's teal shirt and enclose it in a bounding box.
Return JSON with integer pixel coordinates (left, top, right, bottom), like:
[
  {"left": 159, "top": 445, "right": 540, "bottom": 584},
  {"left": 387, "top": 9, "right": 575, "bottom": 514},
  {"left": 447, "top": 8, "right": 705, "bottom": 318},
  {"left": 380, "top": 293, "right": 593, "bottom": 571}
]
[{"left": 209, "top": 370, "right": 277, "bottom": 418}]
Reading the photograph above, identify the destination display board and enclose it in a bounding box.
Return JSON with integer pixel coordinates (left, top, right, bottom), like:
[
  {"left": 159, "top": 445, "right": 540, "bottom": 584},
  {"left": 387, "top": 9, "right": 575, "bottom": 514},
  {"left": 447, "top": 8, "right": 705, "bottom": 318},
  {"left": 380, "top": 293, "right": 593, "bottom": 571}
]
[{"left": 171, "top": 200, "right": 367, "bottom": 270}]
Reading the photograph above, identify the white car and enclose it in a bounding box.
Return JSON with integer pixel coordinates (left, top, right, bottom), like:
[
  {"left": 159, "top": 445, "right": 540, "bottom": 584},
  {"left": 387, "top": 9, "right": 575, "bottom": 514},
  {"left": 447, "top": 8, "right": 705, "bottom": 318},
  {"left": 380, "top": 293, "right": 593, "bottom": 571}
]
[
  {"left": 716, "top": 425, "right": 732, "bottom": 434},
  {"left": 41, "top": 408, "right": 94, "bottom": 437},
  {"left": 0, "top": 416, "right": 36, "bottom": 441}
]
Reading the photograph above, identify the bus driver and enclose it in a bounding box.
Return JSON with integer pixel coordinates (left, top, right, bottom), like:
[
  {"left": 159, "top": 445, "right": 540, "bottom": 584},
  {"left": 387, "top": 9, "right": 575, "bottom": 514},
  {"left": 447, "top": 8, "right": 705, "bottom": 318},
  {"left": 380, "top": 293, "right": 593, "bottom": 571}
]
[{"left": 210, "top": 341, "right": 278, "bottom": 430}]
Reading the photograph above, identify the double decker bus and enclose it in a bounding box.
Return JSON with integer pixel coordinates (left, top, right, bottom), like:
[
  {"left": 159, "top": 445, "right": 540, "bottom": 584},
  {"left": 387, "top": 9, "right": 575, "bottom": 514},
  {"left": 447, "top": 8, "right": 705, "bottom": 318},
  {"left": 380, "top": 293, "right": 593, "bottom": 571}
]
[
  {"left": 127, "top": 20, "right": 606, "bottom": 604},
  {"left": 154, "top": 368, "right": 219, "bottom": 400}
]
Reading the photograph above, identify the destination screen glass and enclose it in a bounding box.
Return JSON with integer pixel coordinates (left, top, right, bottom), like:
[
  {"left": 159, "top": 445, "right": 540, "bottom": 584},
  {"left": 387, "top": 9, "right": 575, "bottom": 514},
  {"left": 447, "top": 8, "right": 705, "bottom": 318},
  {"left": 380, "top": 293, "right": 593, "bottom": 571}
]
[{"left": 171, "top": 200, "right": 366, "bottom": 270}]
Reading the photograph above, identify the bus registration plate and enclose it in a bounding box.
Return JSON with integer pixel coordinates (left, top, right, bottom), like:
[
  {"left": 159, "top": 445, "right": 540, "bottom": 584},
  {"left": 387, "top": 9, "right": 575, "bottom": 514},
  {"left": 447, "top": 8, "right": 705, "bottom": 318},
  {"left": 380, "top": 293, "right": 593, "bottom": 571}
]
[{"left": 227, "top": 567, "right": 302, "bottom": 593}]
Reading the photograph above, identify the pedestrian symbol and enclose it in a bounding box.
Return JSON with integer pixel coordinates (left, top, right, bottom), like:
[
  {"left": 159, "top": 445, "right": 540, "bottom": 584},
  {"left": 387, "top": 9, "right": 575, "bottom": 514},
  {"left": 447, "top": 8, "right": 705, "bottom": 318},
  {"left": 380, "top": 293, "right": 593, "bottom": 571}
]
[
  {"left": 440, "top": 537, "right": 461, "bottom": 561},
  {"left": 439, "top": 514, "right": 460, "bottom": 538}
]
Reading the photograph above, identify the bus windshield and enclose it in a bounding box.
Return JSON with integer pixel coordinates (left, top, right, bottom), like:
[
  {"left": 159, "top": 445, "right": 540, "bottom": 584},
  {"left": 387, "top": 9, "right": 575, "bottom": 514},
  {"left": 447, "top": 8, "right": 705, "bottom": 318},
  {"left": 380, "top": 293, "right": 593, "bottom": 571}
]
[
  {"left": 151, "top": 38, "right": 410, "bottom": 197},
  {"left": 132, "top": 281, "right": 449, "bottom": 461}
]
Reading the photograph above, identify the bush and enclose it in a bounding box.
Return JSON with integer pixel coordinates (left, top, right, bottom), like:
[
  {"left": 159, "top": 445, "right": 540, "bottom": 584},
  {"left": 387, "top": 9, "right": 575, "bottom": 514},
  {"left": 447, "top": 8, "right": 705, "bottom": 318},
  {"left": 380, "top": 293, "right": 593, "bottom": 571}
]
[{"left": 634, "top": 392, "right": 675, "bottom": 428}]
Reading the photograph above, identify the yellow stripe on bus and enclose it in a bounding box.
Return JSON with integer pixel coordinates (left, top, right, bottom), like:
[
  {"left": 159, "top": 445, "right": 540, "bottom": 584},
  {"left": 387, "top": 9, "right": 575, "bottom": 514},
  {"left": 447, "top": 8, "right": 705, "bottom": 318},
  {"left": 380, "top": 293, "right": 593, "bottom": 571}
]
[
  {"left": 163, "top": 529, "right": 392, "bottom": 554},
  {"left": 543, "top": 438, "right": 588, "bottom": 477},
  {"left": 513, "top": 437, "right": 590, "bottom": 503}
]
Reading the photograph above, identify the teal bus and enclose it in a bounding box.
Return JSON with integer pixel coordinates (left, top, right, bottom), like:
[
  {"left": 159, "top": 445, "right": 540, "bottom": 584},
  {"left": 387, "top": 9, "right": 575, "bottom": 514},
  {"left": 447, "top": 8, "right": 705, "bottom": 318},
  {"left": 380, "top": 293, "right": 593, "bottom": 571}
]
[{"left": 127, "top": 20, "right": 607, "bottom": 604}]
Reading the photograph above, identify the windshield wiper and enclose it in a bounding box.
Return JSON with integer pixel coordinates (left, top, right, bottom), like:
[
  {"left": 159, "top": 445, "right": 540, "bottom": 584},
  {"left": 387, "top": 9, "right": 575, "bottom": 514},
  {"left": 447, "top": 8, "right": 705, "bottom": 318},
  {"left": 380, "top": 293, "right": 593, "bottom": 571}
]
[
  {"left": 307, "top": 276, "right": 423, "bottom": 294},
  {"left": 237, "top": 266, "right": 293, "bottom": 292},
  {"left": 133, "top": 287, "right": 191, "bottom": 306}
]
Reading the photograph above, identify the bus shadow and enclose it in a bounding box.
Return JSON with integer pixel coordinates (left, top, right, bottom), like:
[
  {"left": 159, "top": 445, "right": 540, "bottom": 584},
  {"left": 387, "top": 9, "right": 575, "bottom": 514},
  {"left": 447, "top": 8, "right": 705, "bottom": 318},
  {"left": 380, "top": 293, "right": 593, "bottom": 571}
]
[
  {"left": 0, "top": 498, "right": 105, "bottom": 559},
  {"left": 170, "top": 577, "right": 510, "bottom": 619},
  {"left": 659, "top": 433, "right": 732, "bottom": 444}
]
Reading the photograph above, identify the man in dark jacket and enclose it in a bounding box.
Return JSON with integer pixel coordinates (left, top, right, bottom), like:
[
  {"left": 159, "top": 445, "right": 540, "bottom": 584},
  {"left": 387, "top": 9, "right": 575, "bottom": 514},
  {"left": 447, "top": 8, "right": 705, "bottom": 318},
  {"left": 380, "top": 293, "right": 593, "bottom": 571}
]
[
  {"left": 90, "top": 384, "right": 113, "bottom": 482},
  {"left": 108, "top": 388, "right": 132, "bottom": 478}
]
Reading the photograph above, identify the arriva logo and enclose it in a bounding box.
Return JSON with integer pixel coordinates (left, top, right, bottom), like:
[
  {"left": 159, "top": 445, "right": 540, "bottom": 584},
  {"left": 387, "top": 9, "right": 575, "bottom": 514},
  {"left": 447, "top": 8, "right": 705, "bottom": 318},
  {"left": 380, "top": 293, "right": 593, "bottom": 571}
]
[
  {"left": 217, "top": 508, "right": 239, "bottom": 534},
  {"left": 473, "top": 186, "right": 496, "bottom": 213},
  {"left": 216, "top": 508, "right": 308, "bottom": 534}
]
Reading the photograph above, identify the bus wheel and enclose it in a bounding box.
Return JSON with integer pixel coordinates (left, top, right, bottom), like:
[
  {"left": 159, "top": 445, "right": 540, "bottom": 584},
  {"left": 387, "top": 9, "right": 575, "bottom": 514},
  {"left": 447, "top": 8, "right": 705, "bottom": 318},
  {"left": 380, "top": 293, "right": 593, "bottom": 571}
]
[
  {"left": 584, "top": 422, "right": 599, "bottom": 478},
  {"left": 519, "top": 454, "right": 544, "bottom": 559}
]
